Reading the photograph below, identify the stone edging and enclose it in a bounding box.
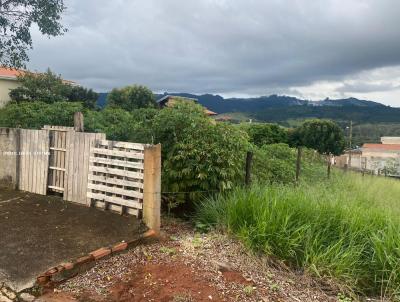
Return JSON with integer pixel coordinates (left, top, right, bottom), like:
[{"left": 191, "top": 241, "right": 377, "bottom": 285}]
[{"left": 36, "top": 229, "right": 157, "bottom": 287}]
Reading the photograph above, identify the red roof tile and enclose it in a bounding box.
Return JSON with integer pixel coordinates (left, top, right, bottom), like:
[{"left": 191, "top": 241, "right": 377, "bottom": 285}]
[
  {"left": 0, "top": 67, "right": 24, "bottom": 78},
  {"left": 362, "top": 143, "right": 400, "bottom": 151}
]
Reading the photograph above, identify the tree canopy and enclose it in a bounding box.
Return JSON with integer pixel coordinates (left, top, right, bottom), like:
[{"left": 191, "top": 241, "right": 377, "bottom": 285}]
[
  {"left": 9, "top": 69, "right": 98, "bottom": 109},
  {"left": 106, "top": 85, "right": 156, "bottom": 111},
  {"left": 296, "top": 119, "right": 345, "bottom": 156},
  {"left": 0, "top": 0, "right": 66, "bottom": 68}
]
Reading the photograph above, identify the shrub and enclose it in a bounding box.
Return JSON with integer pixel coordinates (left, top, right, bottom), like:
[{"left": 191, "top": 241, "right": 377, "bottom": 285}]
[
  {"left": 239, "top": 122, "right": 288, "bottom": 147},
  {"left": 0, "top": 101, "right": 83, "bottom": 129},
  {"left": 9, "top": 69, "right": 98, "bottom": 108},
  {"left": 251, "top": 143, "right": 326, "bottom": 184},
  {"left": 152, "top": 102, "right": 249, "bottom": 206}
]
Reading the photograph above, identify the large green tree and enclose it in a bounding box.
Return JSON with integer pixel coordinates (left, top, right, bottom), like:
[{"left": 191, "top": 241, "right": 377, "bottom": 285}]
[
  {"left": 9, "top": 69, "right": 98, "bottom": 108},
  {"left": 295, "top": 119, "right": 345, "bottom": 178},
  {"left": 106, "top": 85, "right": 156, "bottom": 111},
  {"left": 0, "top": 0, "right": 66, "bottom": 68}
]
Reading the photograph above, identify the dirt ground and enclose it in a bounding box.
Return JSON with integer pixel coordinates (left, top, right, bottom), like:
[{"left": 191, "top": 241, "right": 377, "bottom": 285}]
[
  {"left": 38, "top": 219, "right": 344, "bottom": 302},
  {"left": 0, "top": 189, "right": 145, "bottom": 292}
]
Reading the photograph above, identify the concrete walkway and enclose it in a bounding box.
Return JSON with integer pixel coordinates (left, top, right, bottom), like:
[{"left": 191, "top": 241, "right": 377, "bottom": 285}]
[{"left": 0, "top": 189, "right": 145, "bottom": 292}]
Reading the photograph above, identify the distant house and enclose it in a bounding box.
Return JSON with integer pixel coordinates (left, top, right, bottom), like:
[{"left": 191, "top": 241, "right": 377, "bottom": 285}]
[
  {"left": 0, "top": 68, "right": 23, "bottom": 107},
  {"left": 157, "top": 95, "right": 217, "bottom": 116},
  {"left": 336, "top": 137, "right": 400, "bottom": 174}
]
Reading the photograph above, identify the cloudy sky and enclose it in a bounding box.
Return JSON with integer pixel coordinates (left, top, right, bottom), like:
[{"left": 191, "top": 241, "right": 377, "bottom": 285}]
[{"left": 28, "top": 0, "right": 400, "bottom": 106}]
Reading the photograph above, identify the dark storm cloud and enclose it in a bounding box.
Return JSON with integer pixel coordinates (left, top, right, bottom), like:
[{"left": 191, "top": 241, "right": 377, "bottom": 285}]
[{"left": 27, "top": 0, "right": 400, "bottom": 101}]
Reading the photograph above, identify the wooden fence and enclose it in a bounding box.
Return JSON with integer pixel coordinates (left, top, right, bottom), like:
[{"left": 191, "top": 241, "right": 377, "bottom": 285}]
[{"left": 0, "top": 126, "right": 161, "bottom": 231}]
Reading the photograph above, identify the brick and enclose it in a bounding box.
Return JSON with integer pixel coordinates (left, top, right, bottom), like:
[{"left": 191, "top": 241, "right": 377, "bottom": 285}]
[
  {"left": 61, "top": 262, "right": 74, "bottom": 270},
  {"left": 89, "top": 248, "right": 111, "bottom": 260},
  {"left": 37, "top": 275, "right": 50, "bottom": 285},
  {"left": 44, "top": 267, "right": 58, "bottom": 276},
  {"left": 76, "top": 255, "right": 94, "bottom": 265},
  {"left": 111, "top": 242, "right": 128, "bottom": 253}
]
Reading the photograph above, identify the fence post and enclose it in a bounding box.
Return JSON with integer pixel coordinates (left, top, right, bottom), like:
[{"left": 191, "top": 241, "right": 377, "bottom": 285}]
[
  {"left": 295, "top": 147, "right": 302, "bottom": 183},
  {"left": 143, "top": 144, "right": 161, "bottom": 234},
  {"left": 74, "top": 112, "right": 84, "bottom": 132},
  {"left": 245, "top": 151, "right": 253, "bottom": 186}
]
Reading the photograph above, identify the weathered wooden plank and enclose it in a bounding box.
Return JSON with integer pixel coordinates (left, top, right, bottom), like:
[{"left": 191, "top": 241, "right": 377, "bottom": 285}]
[
  {"left": 89, "top": 156, "right": 143, "bottom": 169},
  {"left": 88, "top": 165, "right": 143, "bottom": 179},
  {"left": 87, "top": 174, "right": 144, "bottom": 188},
  {"left": 87, "top": 192, "right": 142, "bottom": 209},
  {"left": 96, "top": 140, "right": 145, "bottom": 151},
  {"left": 92, "top": 201, "right": 139, "bottom": 216},
  {"left": 91, "top": 148, "right": 144, "bottom": 160},
  {"left": 87, "top": 183, "right": 143, "bottom": 199}
]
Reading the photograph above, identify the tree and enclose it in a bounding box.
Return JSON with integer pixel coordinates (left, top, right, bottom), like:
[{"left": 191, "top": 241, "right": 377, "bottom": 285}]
[
  {"left": 0, "top": 0, "right": 66, "bottom": 68},
  {"left": 9, "top": 69, "right": 98, "bottom": 108},
  {"left": 295, "top": 119, "right": 345, "bottom": 178},
  {"left": 106, "top": 85, "right": 156, "bottom": 111}
]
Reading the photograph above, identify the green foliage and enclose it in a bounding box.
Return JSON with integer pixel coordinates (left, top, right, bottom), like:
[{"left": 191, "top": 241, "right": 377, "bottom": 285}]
[
  {"left": 9, "top": 69, "right": 98, "bottom": 108},
  {"left": 294, "top": 119, "right": 345, "bottom": 156},
  {"left": 0, "top": 101, "right": 83, "bottom": 129},
  {"left": 107, "top": 85, "right": 156, "bottom": 111},
  {"left": 239, "top": 123, "right": 288, "bottom": 147},
  {"left": 0, "top": 0, "right": 66, "bottom": 68},
  {"left": 196, "top": 173, "right": 400, "bottom": 297},
  {"left": 252, "top": 143, "right": 326, "bottom": 184},
  {"left": 85, "top": 107, "right": 157, "bottom": 142},
  {"left": 152, "top": 102, "right": 249, "bottom": 206}
]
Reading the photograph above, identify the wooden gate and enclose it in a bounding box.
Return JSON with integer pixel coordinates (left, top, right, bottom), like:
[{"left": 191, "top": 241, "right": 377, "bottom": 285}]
[
  {"left": 18, "top": 129, "right": 50, "bottom": 195},
  {"left": 44, "top": 126, "right": 73, "bottom": 193}
]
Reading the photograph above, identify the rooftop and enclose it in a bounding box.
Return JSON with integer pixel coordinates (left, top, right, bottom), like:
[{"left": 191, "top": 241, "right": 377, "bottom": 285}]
[{"left": 362, "top": 143, "right": 400, "bottom": 151}]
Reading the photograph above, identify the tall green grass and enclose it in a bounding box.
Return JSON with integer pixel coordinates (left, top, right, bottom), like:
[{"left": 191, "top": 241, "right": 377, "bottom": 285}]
[{"left": 196, "top": 172, "right": 400, "bottom": 297}]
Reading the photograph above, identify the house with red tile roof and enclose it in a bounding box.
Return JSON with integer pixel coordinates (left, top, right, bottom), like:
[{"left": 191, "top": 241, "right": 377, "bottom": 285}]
[
  {"left": 0, "top": 67, "right": 23, "bottom": 106},
  {"left": 336, "top": 137, "right": 400, "bottom": 175},
  {"left": 157, "top": 95, "right": 217, "bottom": 116},
  {"left": 0, "top": 67, "right": 78, "bottom": 107}
]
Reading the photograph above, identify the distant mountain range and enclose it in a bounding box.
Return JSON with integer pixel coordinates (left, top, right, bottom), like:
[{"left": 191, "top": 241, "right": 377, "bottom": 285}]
[{"left": 97, "top": 92, "right": 400, "bottom": 124}]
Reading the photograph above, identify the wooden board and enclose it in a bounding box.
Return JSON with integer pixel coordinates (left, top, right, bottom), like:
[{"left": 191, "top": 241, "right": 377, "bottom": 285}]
[
  {"left": 18, "top": 129, "right": 50, "bottom": 195},
  {"left": 87, "top": 140, "right": 145, "bottom": 216},
  {"left": 64, "top": 132, "right": 106, "bottom": 204}
]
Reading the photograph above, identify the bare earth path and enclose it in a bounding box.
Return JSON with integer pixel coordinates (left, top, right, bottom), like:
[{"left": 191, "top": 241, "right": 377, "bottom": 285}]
[{"left": 38, "top": 219, "right": 340, "bottom": 302}]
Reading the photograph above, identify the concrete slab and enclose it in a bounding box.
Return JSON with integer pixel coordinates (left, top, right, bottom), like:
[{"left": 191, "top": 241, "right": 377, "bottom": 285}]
[{"left": 0, "top": 189, "right": 145, "bottom": 292}]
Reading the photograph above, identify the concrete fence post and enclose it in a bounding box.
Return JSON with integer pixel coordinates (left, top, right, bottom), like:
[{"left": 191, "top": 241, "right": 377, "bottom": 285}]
[{"left": 143, "top": 144, "right": 161, "bottom": 234}]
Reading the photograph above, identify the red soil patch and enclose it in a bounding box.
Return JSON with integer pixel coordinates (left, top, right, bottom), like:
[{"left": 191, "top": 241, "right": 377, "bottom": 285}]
[
  {"left": 222, "top": 271, "right": 253, "bottom": 285},
  {"left": 106, "top": 263, "right": 224, "bottom": 302}
]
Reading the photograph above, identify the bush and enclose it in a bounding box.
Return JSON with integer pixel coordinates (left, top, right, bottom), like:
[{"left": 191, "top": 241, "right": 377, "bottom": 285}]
[
  {"left": 239, "top": 123, "right": 288, "bottom": 147},
  {"left": 252, "top": 143, "right": 326, "bottom": 184},
  {"left": 9, "top": 69, "right": 98, "bottom": 108},
  {"left": 0, "top": 101, "right": 83, "bottom": 129},
  {"left": 196, "top": 173, "right": 400, "bottom": 297},
  {"left": 152, "top": 102, "right": 249, "bottom": 206}
]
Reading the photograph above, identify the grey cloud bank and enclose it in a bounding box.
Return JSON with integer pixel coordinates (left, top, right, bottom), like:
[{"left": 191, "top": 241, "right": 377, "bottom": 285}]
[{"left": 28, "top": 0, "right": 400, "bottom": 106}]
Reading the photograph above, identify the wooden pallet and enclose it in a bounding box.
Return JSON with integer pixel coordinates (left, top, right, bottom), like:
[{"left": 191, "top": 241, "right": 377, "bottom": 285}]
[{"left": 87, "top": 140, "right": 145, "bottom": 216}]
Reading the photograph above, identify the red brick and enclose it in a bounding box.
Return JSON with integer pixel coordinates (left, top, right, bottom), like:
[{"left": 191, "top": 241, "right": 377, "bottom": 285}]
[
  {"left": 61, "top": 262, "right": 74, "bottom": 270},
  {"left": 76, "top": 255, "right": 94, "bottom": 265},
  {"left": 90, "top": 248, "right": 111, "bottom": 260},
  {"left": 45, "top": 267, "right": 58, "bottom": 275},
  {"left": 112, "top": 242, "right": 128, "bottom": 253},
  {"left": 37, "top": 275, "right": 50, "bottom": 284}
]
